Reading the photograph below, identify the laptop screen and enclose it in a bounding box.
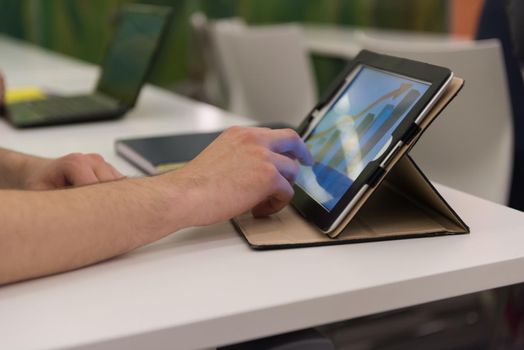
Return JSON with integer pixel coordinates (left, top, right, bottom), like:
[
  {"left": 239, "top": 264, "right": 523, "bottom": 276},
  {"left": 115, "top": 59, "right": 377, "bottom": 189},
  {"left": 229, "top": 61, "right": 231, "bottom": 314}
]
[{"left": 96, "top": 5, "right": 171, "bottom": 106}]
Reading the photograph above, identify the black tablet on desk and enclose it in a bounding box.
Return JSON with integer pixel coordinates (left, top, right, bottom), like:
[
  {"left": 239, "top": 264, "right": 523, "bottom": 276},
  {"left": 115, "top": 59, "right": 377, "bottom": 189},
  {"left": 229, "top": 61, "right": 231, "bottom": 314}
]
[{"left": 292, "top": 50, "right": 454, "bottom": 234}]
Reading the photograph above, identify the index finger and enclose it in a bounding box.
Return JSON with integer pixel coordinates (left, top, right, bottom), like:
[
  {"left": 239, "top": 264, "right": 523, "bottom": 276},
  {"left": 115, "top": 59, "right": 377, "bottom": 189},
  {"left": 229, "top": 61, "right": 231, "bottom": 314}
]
[{"left": 266, "top": 128, "right": 313, "bottom": 166}]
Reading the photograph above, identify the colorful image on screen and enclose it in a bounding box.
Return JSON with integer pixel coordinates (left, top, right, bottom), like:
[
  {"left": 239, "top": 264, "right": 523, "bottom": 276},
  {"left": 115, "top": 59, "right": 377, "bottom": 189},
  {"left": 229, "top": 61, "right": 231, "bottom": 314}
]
[{"left": 296, "top": 66, "right": 430, "bottom": 211}]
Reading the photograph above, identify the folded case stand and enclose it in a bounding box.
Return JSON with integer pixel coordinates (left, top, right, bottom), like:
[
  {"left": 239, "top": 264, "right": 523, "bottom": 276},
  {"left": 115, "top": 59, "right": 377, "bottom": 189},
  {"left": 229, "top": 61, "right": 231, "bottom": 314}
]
[{"left": 232, "top": 77, "right": 469, "bottom": 250}]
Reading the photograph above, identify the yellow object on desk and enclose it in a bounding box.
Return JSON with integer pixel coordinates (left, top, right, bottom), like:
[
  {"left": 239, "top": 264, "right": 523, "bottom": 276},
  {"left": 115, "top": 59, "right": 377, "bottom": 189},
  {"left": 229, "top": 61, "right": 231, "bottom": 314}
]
[
  {"left": 155, "top": 162, "right": 187, "bottom": 173},
  {"left": 6, "top": 87, "right": 47, "bottom": 103}
]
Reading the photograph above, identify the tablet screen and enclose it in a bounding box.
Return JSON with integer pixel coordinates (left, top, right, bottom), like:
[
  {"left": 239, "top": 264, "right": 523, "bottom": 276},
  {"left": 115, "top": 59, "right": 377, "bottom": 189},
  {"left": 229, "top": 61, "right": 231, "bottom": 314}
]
[{"left": 296, "top": 66, "right": 430, "bottom": 211}]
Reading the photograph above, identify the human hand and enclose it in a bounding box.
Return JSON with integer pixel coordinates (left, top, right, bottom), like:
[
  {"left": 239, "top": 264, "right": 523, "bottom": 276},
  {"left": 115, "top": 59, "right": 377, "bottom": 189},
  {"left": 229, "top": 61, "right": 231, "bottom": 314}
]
[
  {"left": 22, "top": 153, "right": 124, "bottom": 190},
  {"left": 164, "top": 126, "right": 313, "bottom": 227}
]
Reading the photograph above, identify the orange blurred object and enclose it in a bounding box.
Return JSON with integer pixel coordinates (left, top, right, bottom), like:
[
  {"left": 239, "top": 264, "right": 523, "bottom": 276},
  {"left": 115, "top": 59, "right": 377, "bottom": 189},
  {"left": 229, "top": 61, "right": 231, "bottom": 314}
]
[{"left": 450, "top": 0, "right": 485, "bottom": 39}]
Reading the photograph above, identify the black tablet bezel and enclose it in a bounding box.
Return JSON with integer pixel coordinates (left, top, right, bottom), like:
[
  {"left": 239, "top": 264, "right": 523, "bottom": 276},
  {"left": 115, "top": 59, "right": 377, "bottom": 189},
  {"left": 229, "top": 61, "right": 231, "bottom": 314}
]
[{"left": 291, "top": 50, "right": 452, "bottom": 233}]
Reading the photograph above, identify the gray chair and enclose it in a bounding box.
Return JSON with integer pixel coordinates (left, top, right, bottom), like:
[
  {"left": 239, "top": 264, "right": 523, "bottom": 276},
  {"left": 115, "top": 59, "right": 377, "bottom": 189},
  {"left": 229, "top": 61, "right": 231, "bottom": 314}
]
[
  {"left": 190, "top": 12, "right": 246, "bottom": 108},
  {"left": 358, "top": 35, "right": 514, "bottom": 205},
  {"left": 211, "top": 24, "right": 317, "bottom": 127}
]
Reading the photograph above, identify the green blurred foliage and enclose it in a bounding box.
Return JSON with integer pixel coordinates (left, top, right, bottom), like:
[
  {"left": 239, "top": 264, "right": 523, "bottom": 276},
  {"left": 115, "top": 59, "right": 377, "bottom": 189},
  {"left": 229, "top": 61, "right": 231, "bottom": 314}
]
[{"left": 0, "top": 0, "right": 447, "bottom": 94}]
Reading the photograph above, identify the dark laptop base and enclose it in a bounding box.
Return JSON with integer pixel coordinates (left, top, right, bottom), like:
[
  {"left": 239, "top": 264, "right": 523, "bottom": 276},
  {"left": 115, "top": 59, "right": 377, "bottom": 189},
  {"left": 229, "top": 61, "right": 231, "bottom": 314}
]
[
  {"left": 4, "top": 94, "right": 129, "bottom": 128},
  {"left": 5, "top": 107, "right": 129, "bottom": 128}
]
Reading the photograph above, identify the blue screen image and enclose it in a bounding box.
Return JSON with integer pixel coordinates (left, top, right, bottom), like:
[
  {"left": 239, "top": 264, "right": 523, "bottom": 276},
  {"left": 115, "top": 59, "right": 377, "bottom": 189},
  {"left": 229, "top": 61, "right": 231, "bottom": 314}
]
[{"left": 295, "top": 66, "right": 430, "bottom": 211}]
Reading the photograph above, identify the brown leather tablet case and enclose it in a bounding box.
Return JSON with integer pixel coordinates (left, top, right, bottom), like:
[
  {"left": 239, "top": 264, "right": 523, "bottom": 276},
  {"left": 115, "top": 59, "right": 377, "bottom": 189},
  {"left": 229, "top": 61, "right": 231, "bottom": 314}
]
[{"left": 232, "top": 77, "right": 469, "bottom": 249}]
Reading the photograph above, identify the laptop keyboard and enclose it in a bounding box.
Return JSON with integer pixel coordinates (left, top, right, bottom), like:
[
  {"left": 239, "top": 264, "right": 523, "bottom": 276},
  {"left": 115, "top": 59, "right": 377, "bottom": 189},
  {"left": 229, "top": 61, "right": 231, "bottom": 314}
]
[{"left": 9, "top": 94, "right": 121, "bottom": 123}]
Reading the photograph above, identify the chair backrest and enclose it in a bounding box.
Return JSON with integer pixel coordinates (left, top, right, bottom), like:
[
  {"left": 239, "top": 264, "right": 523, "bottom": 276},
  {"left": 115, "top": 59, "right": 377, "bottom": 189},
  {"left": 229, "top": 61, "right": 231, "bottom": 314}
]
[
  {"left": 358, "top": 35, "right": 514, "bottom": 204},
  {"left": 211, "top": 24, "right": 317, "bottom": 127},
  {"left": 197, "top": 15, "right": 246, "bottom": 108}
]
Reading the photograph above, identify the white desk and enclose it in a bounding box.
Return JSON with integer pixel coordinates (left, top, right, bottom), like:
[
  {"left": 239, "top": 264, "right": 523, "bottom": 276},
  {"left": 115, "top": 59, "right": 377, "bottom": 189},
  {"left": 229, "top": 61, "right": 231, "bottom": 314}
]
[{"left": 1, "top": 36, "right": 524, "bottom": 350}]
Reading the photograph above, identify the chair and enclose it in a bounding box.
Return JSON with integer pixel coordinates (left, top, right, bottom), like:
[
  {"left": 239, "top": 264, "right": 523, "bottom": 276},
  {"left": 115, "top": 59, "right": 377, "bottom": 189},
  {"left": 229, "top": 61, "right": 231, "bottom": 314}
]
[
  {"left": 190, "top": 13, "right": 246, "bottom": 108},
  {"left": 357, "top": 35, "right": 514, "bottom": 205},
  {"left": 211, "top": 24, "right": 317, "bottom": 127}
]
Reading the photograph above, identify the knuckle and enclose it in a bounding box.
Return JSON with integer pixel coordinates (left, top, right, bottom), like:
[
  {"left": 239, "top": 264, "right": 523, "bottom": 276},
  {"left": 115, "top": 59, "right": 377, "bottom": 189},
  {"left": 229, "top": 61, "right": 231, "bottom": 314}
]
[
  {"left": 224, "top": 125, "right": 243, "bottom": 136},
  {"left": 238, "top": 128, "right": 259, "bottom": 145},
  {"left": 63, "top": 152, "right": 85, "bottom": 164},
  {"left": 260, "top": 163, "right": 279, "bottom": 182},
  {"left": 87, "top": 153, "right": 105, "bottom": 163},
  {"left": 283, "top": 128, "right": 299, "bottom": 140},
  {"left": 223, "top": 126, "right": 237, "bottom": 134},
  {"left": 253, "top": 147, "right": 271, "bottom": 161},
  {"left": 281, "top": 185, "right": 294, "bottom": 200},
  {"left": 224, "top": 126, "right": 262, "bottom": 145}
]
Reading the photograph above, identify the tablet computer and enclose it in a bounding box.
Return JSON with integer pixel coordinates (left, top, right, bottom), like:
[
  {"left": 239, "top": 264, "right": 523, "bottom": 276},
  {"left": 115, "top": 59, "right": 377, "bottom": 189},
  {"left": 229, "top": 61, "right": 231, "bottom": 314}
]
[{"left": 291, "top": 50, "right": 453, "bottom": 234}]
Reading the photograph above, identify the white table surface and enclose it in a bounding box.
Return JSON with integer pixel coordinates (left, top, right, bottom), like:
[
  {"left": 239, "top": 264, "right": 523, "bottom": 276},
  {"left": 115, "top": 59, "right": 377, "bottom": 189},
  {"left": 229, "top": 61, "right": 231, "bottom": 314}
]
[{"left": 1, "top": 36, "right": 524, "bottom": 350}]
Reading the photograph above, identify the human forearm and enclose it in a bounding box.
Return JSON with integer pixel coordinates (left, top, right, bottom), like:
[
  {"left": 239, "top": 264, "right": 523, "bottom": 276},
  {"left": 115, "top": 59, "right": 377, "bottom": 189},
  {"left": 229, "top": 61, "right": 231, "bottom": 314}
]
[
  {"left": 0, "top": 126, "right": 312, "bottom": 285},
  {"left": 0, "top": 174, "right": 191, "bottom": 285}
]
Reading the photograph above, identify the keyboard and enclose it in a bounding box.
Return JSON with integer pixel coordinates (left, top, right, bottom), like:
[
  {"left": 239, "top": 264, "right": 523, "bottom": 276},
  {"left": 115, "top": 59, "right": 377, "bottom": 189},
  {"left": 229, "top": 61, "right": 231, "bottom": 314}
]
[{"left": 7, "top": 93, "right": 124, "bottom": 127}]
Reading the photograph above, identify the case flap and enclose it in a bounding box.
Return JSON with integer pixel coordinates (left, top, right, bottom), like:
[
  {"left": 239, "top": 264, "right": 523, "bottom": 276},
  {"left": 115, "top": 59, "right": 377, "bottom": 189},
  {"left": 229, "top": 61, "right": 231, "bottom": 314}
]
[{"left": 232, "top": 156, "right": 468, "bottom": 250}]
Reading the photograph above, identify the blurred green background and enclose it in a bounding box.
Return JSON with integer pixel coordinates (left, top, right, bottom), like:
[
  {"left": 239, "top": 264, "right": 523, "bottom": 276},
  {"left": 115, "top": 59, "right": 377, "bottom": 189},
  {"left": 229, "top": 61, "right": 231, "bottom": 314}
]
[{"left": 0, "top": 0, "right": 447, "bottom": 95}]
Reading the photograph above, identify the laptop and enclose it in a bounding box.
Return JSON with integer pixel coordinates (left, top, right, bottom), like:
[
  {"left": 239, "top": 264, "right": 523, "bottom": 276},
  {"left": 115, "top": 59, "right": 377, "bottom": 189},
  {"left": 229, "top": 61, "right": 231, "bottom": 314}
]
[{"left": 3, "top": 4, "right": 173, "bottom": 128}]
